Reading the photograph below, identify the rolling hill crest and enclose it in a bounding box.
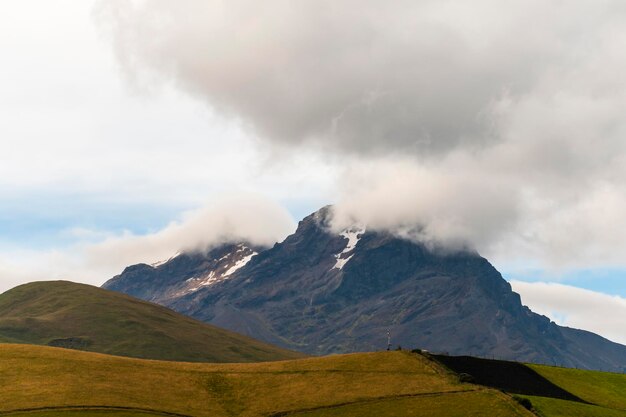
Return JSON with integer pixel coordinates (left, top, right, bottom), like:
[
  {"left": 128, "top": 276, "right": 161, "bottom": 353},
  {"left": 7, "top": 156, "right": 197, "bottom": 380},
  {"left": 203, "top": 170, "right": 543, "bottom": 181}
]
[{"left": 0, "top": 280, "right": 303, "bottom": 362}]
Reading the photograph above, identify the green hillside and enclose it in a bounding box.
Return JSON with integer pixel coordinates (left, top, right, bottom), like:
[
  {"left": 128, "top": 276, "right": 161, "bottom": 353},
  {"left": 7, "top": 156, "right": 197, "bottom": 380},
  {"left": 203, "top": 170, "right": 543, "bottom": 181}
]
[
  {"left": 428, "top": 353, "right": 626, "bottom": 417},
  {"left": 0, "top": 345, "right": 532, "bottom": 417},
  {"left": 524, "top": 364, "right": 626, "bottom": 417},
  {"left": 0, "top": 281, "right": 302, "bottom": 363},
  {"left": 522, "top": 396, "right": 626, "bottom": 417}
]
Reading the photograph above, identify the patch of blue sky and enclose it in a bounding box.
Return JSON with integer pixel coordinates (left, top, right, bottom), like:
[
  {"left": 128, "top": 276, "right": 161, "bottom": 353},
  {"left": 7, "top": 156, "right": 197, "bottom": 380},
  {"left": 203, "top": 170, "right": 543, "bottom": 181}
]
[
  {"left": 0, "top": 193, "right": 185, "bottom": 250},
  {"left": 504, "top": 267, "right": 626, "bottom": 298}
]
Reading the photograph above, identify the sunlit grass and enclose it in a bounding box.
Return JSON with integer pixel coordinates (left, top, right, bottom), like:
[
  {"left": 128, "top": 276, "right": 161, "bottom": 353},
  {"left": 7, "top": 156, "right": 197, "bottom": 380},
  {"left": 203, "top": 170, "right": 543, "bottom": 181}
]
[
  {"left": 529, "top": 364, "right": 626, "bottom": 411},
  {"left": 0, "top": 345, "right": 532, "bottom": 417}
]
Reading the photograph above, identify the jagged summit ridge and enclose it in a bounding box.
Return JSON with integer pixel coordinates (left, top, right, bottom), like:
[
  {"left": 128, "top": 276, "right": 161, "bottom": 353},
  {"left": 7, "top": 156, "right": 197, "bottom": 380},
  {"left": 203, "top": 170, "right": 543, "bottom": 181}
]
[{"left": 104, "top": 241, "right": 263, "bottom": 304}]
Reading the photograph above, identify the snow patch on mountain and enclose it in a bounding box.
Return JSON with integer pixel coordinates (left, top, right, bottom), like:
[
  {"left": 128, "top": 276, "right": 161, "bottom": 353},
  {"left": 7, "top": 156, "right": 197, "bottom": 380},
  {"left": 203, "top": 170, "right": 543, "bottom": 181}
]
[
  {"left": 333, "top": 254, "right": 354, "bottom": 270},
  {"left": 333, "top": 227, "right": 365, "bottom": 270},
  {"left": 181, "top": 244, "right": 257, "bottom": 294},
  {"left": 224, "top": 252, "right": 257, "bottom": 277}
]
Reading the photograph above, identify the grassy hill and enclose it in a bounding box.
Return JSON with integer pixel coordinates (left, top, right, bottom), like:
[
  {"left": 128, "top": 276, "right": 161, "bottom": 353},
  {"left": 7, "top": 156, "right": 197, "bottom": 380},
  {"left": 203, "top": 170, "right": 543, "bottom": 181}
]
[
  {"left": 0, "top": 340, "right": 622, "bottom": 416},
  {"left": 0, "top": 281, "right": 303, "bottom": 363},
  {"left": 0, "top": 345, "right": 533, "bottom": 417}
]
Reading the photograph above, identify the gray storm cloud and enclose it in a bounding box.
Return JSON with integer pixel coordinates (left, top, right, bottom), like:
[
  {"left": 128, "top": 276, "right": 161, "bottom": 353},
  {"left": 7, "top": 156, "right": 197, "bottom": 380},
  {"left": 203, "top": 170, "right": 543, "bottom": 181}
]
[
  {"left": 95, "top": 0, "right": 560, "bottom": 155},
  {"left": 96, "top": 0, "right": 626, "bottom": 267}
]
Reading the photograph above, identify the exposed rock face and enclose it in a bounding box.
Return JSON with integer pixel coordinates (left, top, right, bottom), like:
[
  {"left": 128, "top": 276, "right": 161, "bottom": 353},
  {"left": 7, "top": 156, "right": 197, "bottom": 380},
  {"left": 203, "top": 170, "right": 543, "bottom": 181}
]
[
  {"left": 104, "top": 243, "right": 262, "bottom": 304},
  {"left": 103, "top": 207, "right": 626, "bottom": 372}
]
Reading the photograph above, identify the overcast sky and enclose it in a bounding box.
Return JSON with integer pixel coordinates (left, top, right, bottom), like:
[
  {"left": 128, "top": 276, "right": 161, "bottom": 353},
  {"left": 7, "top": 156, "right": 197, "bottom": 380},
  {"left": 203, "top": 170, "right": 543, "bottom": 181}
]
[{"left": 1, "top": 0, "right": 625, "bottom": 344}]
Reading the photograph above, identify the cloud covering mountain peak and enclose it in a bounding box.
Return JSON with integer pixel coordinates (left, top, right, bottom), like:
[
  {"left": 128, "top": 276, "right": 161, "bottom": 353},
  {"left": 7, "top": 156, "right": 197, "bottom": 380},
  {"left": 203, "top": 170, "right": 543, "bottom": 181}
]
[{"left": 96, "top": 0, "right": 626, "bottom": 269}]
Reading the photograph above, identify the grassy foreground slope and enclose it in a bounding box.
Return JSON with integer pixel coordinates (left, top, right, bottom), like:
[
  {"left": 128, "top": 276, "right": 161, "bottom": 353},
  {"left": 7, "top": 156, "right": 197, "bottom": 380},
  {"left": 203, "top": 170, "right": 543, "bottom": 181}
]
[
  {"left": 289, "top": 391, "right": 528, "bottom": 417},
  {"left": 0, "top": 345, "right": 533, "bottom": 417},
  {"left": 529, "top": 364, "right": 626, "bottom": 410},
  {"left": 0, "top": 281, "right": 302, "bottom": 362},
  {"left": 523, "top": 364, "right": 626, "bottom": 417},
  {"left": 522, "top": 396, "right": 626, "bottom": 417},
  {"left": 428, "top": 354, "right": 626, "bottom": 417}
]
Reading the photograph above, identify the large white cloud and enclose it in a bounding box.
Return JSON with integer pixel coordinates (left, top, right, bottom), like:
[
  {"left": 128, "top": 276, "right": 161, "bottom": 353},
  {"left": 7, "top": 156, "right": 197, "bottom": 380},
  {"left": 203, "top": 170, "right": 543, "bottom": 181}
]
[
  {"left": 329, "top": 154, "right": 626, "bottom": 269},
  {"left": 329, "top": 157, "right": 521, "bottom": 252},
  {"left": 95, "top": 0, "right": 626, "bottom": 155},
  {"left": 95, "top": 0, "right": 626, "bottom": 269},
  {"left": 511, "top": 281, "right": 626, "bottom": 345},
  {"left": 83, "top": 194, "right": 295, "bottom": 267}
]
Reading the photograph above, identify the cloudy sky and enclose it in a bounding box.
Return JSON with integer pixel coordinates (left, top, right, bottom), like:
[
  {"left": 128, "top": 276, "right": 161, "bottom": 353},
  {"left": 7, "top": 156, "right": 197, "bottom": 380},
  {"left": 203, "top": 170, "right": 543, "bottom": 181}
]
[{"left": 1, "top": 0, "right": 625, "bottom": 343}]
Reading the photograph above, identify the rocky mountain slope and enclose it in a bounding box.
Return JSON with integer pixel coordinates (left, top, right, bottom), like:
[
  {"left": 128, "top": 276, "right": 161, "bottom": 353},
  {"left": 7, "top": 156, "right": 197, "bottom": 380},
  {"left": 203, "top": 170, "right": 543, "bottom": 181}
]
[
  {"left": 104, "top": 242, "right": 263, "bottom": 305},
  {"left": 103, "top": 207, "right": 626, "bottom": 372}
]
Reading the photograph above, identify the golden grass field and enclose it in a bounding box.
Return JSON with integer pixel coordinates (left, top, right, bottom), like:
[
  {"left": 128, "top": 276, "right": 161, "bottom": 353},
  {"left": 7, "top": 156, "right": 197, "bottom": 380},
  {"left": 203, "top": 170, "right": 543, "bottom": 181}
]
[{"left": 0, "top": 344, "right": 533, "bottom": 417}]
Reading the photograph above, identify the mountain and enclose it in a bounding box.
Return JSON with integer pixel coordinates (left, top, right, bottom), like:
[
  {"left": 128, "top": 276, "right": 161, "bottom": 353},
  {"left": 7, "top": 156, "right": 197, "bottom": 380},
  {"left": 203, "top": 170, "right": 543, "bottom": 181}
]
[
  {"left": 0, "top": 280, "right": 303, "bottom": 362},
  {"left": 103, "top": 206, "right": 626, "bottom": 372}
]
